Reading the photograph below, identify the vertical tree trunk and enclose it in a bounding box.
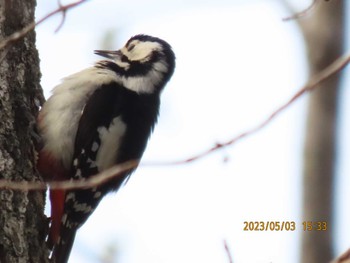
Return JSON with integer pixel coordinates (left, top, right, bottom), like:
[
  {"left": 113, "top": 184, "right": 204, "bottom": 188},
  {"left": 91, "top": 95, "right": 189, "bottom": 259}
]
[
  {"left": 0, "top": 0, "right": 48, "bottom": 262},
  {"left": 301, "top": 1, "right": 344, "bottom": 263}
]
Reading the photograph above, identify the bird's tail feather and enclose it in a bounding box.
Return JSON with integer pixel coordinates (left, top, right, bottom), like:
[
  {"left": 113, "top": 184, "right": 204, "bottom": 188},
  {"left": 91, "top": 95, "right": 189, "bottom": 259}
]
[{"left": 50, "top": 230, "right": 76, "bottom": 263}]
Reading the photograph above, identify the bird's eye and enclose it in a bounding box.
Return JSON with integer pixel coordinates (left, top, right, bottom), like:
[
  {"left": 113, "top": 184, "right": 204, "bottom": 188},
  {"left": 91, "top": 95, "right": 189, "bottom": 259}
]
[{"left": 127, "top": 44, "right": 135, "bottom": 52}]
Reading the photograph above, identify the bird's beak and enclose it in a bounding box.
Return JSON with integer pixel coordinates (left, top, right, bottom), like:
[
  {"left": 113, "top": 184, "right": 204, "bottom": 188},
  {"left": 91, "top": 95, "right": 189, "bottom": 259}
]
[{"left": 94, "top": 50, "right": 123, "bottom": 60}]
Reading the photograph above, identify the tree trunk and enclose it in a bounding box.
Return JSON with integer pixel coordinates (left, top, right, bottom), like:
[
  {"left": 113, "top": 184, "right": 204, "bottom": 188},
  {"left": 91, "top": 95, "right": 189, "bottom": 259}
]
[
  {"left": 0, "top": 0, "right": 48, "bottom": 262},
  {"left": 300, "top": 1, "right": 344, "bottom": 263}
]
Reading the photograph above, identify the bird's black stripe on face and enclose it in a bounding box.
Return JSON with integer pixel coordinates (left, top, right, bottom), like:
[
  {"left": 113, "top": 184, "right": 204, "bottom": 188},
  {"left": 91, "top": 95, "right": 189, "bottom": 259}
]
[
  {"left": 96, "top": 54, "right": 161, "bottom": 78},
  {"left": 121, "top": 55, "right": 129, "bottom": 63}
]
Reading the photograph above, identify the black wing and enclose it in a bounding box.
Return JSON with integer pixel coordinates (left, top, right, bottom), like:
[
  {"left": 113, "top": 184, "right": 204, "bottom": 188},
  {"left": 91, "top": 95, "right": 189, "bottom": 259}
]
[{"left": 51, "top": 82, "right": 128, "bottom": 263}]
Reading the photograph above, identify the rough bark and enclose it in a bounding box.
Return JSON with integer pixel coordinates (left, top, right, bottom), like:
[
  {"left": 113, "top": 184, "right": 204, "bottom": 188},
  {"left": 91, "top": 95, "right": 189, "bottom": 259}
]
[
  {"left": 300, "top": 1, "right": 344, "bottom": 263},
  {"left": 0, "top": 0, "right": 48, "bottom": 262}
]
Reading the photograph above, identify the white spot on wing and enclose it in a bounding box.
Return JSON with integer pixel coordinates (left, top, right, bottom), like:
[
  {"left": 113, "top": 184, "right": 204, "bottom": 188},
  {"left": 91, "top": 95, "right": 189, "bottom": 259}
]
[
  {"left": 66, "top": 192, "right": 75, "bottom": 201},
  {"left": 75, "top": 169, "right": 82, "bottom": 178},
  {"left": 73, "top": 202, "right": 93, "bottom": 213},
  {"left": 61, "top": 213, "right": 67, "bottom": 224},
  {"left": 93, "top": 191, "right": 102, "bottom": 198},
  {"left": 86, "top": 158, "right": 97, "bottom": 168},
  {"left": 91, "top": 141, "right": 99, "bottom": 152},
  {"left": 64, "top": 220, "right": 79, "bottom": 229},
  {"left": 96, "top": 117, "right": 126, "bottom": 170},
  {"left": 73, "top": 158, "right": 78, "bottom": 167}
]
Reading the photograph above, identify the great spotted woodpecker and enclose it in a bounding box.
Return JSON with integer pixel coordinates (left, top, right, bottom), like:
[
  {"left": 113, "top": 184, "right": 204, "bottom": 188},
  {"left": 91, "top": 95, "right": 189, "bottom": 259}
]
[{"left": 37, "top": 34, "right": 175, "bottom": 263}]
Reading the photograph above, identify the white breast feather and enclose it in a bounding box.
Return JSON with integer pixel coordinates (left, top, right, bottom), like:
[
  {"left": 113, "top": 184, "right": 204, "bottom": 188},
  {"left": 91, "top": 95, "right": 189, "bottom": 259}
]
[{"left": 40, "top": 67, "right": 120, "bottom": 169}]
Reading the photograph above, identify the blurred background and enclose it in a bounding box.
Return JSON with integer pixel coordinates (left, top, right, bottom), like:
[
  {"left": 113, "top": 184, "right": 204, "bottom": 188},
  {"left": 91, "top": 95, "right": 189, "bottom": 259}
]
[{"left": 35, "top": 0, "right": 350, "bottom": 262}]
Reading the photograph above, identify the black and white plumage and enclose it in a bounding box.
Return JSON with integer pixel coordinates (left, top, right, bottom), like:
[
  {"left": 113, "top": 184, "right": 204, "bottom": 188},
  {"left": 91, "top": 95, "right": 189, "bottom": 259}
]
[{"left": 37, "top": 34, "right": 175, "bottom": 263}]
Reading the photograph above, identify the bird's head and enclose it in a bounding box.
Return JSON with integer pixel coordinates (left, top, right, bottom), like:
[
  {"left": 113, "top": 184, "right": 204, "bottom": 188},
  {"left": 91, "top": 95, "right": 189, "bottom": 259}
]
[{"left": 94, "top": 34, "right": 175, "bottom": 86}]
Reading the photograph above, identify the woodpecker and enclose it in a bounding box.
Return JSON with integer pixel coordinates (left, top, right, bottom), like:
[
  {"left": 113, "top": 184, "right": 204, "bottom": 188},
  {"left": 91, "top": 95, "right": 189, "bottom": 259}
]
[{"left": 37, "top": 34, "right": 175, "bottom": 263}]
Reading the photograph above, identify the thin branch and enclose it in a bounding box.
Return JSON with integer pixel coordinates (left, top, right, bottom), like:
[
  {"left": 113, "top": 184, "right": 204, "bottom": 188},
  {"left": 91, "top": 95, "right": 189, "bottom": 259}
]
[
  {"left": 0, "top": 160, "right": 138, "bottom": 191},
  {"left": 282, "top": 0, "right": 319, "bottom": 22},
  {"left": 155, "top": 51, "right": 350, "bottom": 165},
  {"left": 54, "top": 0, "right": 68, "bottom": 33},
  {"left": 0, "top": 52, "right": 350, "bottom": 191},
  {"left": 223, "top": 239, "right": 234, "bottom": 263},
  {"left": 331, "top": 248, "right": 350, "bottom": 263},
  {"left": 0, "top": 0, "right": 89, "bottom": 51}
]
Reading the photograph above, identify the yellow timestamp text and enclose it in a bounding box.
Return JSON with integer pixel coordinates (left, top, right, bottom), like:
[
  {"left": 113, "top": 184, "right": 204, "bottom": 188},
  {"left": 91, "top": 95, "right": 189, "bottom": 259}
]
[
  {"left": 243, "top": 221, "right": 296, "bottom": 231},
  {"left": 302, "top": 221, "right": 327, "bottom": 231}
]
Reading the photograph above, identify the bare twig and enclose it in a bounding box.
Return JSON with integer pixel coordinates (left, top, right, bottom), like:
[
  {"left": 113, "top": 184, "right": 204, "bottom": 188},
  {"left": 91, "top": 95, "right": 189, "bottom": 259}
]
[
  {"left": 0, "top": 52, "right": 349, "bottom": 191},
  {"left": 282, "top": 0, "right": 318, "bottom": 21},
  {"left": 331, "top": 248, "right": 350, "bottom": 263},
  {"left": 223, "top": 239, "right": 234, "bottom": 263},
  {"left": 0, "top": 160, "right": 138, "bottom": 191},
  {"left": 155, "top": 51, "right": 350, "bottom": 165},
  {"left": 55, "top": 0, "right": 68, "bottom": 33},
  {"left": 0, "top": 0, "right": 89, "bottom": 51}
]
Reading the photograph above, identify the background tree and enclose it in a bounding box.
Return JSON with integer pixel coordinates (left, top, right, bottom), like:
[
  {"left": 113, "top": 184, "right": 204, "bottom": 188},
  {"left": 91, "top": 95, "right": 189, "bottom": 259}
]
[
  {"left": 0, "top": 0, "right": 48, "bottom": 262},
  {"left": 299, "top": 1, "right": 345, "bottom": 263}
]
